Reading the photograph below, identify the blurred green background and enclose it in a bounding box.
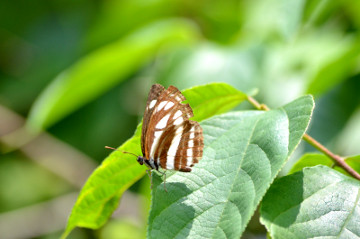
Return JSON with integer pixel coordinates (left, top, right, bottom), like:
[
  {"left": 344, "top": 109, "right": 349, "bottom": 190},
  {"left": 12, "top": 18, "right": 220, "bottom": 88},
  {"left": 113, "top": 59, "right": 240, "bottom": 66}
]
[{"left": 1, "top": 0, "right": 360, "bottom": 238}]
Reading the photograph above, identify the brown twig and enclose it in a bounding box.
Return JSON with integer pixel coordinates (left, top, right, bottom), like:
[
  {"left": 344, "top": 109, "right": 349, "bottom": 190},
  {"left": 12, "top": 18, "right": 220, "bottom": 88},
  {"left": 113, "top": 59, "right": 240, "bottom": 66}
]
[
  {"left": 246, "top": 95, "right": 360, "bottom": 180},
  {"left": 302, "top": 134, "right": 360, "bottom": 180}
]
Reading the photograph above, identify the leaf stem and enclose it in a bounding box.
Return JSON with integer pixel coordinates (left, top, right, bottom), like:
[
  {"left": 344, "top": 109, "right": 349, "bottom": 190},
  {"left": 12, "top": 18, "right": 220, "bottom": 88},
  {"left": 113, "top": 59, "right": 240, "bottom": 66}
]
[{"left": 246, "top": 95, "right": 360, "bottom": 180}]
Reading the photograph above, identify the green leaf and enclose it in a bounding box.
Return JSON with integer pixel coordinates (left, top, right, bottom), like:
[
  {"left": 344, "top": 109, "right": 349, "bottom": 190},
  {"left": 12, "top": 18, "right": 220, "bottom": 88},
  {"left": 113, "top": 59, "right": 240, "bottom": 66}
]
[
  {"left": 156, "top": 43, "right": 261, "bottom": 94},
  {"left": 148, "top": 95, "right": 314, "bottom": 238},
  {"left": 27, "top": 19, "right": 199, "bottom": 131},
  {"left": 260, "top": 165, "right": 360, "bottom": 239},
  {"left": 61, "top": 124, "right": 144, "bottom": 239},
  {"left": 62, "top": 83, "right": 245, "bottom": 238},
  {"left": 306, "top": 40, "right": 360, "bottom": 96},
  {"left": 289, "top": 153, "right": 333, "bottom": 174},
  {"left": 303, "top": 0, "right": 341, "bottom": 27},
  {"left": 84, "top": 0, "right": 176, "bottom": 50},
  {"left": 245, "top": 0, "right": 306, "bottom": 40},
  {"left": 290, "top": 153, "right": 360, "bottom": 176},
  {"left": 182, "top": 83, "right": 247, "bottom": 121},
  {"left": 346, "top": 156, "right": 360, "bottom": 175}
]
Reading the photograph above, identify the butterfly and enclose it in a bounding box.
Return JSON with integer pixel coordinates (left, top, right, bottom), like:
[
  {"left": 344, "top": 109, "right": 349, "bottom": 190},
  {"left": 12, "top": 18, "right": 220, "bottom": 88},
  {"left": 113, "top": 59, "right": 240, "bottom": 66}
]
[{"left": 107, "top": 84, "right": 203, "bottom": 191}]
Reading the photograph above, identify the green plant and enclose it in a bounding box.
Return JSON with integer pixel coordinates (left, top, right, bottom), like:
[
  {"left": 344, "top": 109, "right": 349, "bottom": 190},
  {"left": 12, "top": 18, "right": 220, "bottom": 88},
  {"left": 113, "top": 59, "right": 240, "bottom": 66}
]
[
  {"left": 2, "top": 0, "right": 360, "bottom": 238},
  {"left": 61, "top": 82, "right": 360, "bottom": 238}
]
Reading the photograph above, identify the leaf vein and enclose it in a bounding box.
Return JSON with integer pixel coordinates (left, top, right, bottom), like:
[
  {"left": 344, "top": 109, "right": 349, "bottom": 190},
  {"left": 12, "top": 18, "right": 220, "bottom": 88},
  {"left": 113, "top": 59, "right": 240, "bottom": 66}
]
[
  {"left": 272, "top": 180, "right": 347, "bottom": 225},
  {"left": 337, "top": 187, "right": 360, "bottom": 238},
  {"left": 210, "top": 116, "right": 262, "bottom": 237}
]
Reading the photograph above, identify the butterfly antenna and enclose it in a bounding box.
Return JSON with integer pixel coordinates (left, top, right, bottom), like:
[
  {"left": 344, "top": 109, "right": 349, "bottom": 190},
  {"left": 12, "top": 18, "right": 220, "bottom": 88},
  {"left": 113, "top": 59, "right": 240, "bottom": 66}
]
[{"left": 105, "top": 146, "right": 138, "bottom": 158}]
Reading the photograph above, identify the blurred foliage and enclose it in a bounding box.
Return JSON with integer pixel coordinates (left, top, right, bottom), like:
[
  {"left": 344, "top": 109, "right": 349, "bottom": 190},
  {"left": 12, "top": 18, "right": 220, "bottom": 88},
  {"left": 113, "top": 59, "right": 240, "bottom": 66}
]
[
  {"left": 0, "top": 153, "right": 72, "bottom": 212},
  {"left": 1, "top": 0, "right": 360, "bottom": 238}
]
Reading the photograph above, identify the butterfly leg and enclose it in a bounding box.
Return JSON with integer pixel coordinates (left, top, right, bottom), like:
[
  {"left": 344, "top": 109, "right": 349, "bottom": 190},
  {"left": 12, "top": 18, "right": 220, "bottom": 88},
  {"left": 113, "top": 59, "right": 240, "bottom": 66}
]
[
  {"left": 158, "top": 171, "right": 167, "bottom": 192},
  {"left": 163, "top": 172, "right": 167, "bottom": 192},
  {"left": 146, "top": 169, "right": 153, "bottom": 189}
]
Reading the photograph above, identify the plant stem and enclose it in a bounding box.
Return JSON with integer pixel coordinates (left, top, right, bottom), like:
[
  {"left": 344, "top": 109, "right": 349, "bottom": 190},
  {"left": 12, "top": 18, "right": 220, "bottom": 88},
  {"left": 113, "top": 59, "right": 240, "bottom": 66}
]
[
  {"left": 246, "top": 95, "right": 360, "bottom": 180},
  {"left": 302, "top": 134, "right": 360, "bottom": 180}
]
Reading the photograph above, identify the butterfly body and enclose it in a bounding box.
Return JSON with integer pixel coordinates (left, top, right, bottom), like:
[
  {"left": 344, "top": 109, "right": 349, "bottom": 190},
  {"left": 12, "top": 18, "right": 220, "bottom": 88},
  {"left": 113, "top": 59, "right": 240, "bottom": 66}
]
[
  {"left": 140, "top": 84, "right": 203, "bottom": 174},
  {"left": 137, "top": 156, "right": 159, "bottom": 171}
]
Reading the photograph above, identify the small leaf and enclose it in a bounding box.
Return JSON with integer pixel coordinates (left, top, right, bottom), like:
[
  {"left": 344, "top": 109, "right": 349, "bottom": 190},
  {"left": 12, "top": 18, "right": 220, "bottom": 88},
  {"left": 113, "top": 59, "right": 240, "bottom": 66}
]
[
  {"left": 182, "top": 82, "right": 247, "bottom": 121},
  {"left": 62, "top": 83, "right": 245, "bottom": 238},
  {"left": 27, "top": 19, "right": 199, "bottom": 131},
  {"left": 289, "top": 153, "right": 334, "bottom": 174},
  {"left": 260, "top": 165, "right": 360, "bottom": 239},
  {"left": 148, "top": 95, "right": 314, "bottom": 238},
  {"left": 290, "top": 153, "right": 360, "bottom": 176},
  {"left": 346, "top": 156, "right": 360, "bottom": 175}
]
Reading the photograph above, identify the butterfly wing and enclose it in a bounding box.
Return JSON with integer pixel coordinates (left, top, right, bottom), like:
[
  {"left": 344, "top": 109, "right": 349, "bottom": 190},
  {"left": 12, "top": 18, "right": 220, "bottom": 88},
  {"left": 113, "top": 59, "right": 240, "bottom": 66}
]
[
  {"left": 156, "top": 120, "right": 203, "bottom": 172},
  {"left": 144, "top": 85, "right": 203, "bottom": 171},
  {"left": 141, "top": 84, "right": 165, "bottom": 156}
]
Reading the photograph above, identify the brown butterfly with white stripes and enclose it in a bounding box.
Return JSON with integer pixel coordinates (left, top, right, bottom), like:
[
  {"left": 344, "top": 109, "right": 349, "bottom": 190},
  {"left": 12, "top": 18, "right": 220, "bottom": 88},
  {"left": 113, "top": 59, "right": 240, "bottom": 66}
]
[
  {"left": 139, "top": 84, "right": 203, "bottom": 176},
  {"left": 107, "top": 84, "right": 203, "bottom": 191}
]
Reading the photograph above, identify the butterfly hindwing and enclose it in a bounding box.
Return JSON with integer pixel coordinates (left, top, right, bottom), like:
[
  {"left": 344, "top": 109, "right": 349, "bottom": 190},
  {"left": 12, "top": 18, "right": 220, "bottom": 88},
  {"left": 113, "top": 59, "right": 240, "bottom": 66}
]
[{"left": 157, "top": 120, "right": 203, "bottom": 171}]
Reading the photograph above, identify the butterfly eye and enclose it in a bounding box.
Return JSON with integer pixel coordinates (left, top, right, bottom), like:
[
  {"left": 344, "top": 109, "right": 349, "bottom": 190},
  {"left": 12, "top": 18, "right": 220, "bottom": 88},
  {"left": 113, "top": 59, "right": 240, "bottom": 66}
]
[{"left": 137, "top": 157, "right": 144, "bottom": 165}]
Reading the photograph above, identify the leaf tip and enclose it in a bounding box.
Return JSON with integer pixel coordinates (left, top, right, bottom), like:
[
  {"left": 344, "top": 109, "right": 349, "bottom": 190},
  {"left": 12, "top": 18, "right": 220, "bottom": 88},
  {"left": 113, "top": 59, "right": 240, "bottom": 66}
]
[{"left": 304, "top": 94, "right": 315, "bottom": 109}]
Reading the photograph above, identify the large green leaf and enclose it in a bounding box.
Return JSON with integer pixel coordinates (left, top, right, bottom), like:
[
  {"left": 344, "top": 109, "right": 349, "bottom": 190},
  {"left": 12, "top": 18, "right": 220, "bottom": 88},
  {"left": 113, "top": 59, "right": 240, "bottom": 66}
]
[
  {"left": 61, "top": 83, "right": 246, "bottom": 238},
  {"left": 260, "top": 165, "right": 360, "bottom": 239},
  {"left": 148, "top": 95, "right": 314, "bottom": 238},
  {"left": 27, "top": 19, "right": 199, "bottom": 131},
  {"left": 156, "top": 43, "right": 262, "bottom": 94},
  {"left": 84, "top": 0, "right": 176, "bottom": 50}
]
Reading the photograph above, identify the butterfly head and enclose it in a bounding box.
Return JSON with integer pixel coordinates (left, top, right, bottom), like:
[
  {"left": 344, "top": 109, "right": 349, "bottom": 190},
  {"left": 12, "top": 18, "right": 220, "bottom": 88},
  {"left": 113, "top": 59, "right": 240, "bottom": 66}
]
[{"left": 137, "top": 156, "right": 146, "bottom": 165}]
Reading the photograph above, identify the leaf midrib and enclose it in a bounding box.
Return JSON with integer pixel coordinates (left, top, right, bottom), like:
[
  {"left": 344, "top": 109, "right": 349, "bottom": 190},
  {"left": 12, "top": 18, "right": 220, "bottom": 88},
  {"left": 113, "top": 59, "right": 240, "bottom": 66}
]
[{"left": 210, "top": 116, "right": 262, "bottom": 238}]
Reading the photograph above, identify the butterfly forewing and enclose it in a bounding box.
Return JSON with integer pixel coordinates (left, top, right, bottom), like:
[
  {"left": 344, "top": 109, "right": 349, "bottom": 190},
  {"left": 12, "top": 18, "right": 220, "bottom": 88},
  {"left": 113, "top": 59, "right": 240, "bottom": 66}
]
[
  {"left": 142, "top": 84, "right": 203, "bottom": 172},
  {"left": 144, "top": 85, "right": 188, "bottom": 159},
  {"left": 141, "top": 84, "right": 165, "bottom": 157}
]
